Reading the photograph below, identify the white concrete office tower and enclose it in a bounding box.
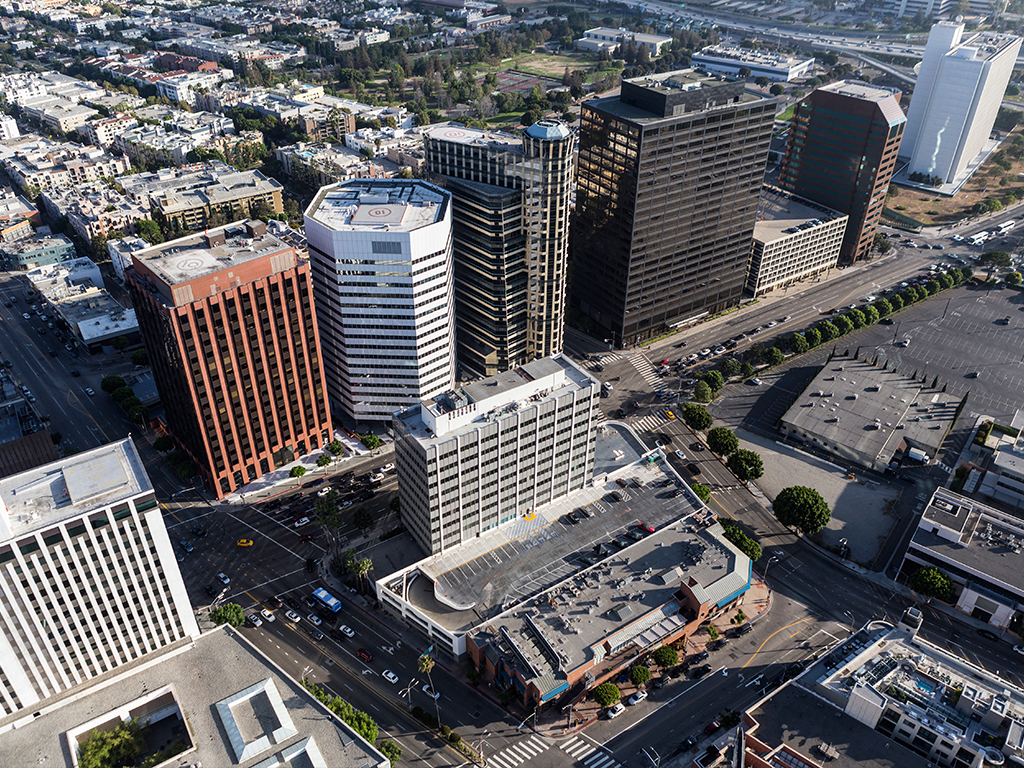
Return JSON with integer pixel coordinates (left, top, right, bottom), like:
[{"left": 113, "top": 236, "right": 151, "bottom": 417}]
[
  {"left": 393, "top": 355, "right": 599, "bottom": 555},
  {"left": 305, "top": 180, "right": 457, "bottom": 423},
  {"left": 902, "top": 21, "right": 1021, "bottom": 187},
  {"left": 0, "top": 439, "right": 199, "bottom": 717}
]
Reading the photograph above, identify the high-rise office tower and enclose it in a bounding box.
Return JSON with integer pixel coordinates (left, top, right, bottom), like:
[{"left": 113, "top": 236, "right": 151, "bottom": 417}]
[
  {"left": 304, "top": 180, "right": 457, "bottom": 423},
  {"left": 779, "top": 80, "right": 905, "bottom": 265},
  {"left": 0, "top": 438, "right": 199, "bottom": 717},
  {"left": 127, "top": 220, "right": 332, "bottom": 498},
  {"left": 423, "top": 122, "right": 575, "bottom": 376},
  {"left": 570, "top": 71, "right": 775, "bottom": 346},
  {"left": 394, "top": 355, "right": 598, "bottom": 555},
  {"left": 902, "top": 21, "right": 1021, "bottom": 188}
]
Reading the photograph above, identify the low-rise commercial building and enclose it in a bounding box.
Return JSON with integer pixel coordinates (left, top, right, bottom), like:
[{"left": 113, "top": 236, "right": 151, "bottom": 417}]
[
  {"left": 108, "top": 236, "right": 152, "bottom": 282},
  {"left": 977, "top": 433, "right": 1024, "bottom": 509},
  {"left": 0, "top": 186, "right": 40, "bottom": 244},
  {"left": 779, "top": 353, "right": 957, "bottom": 472},
  {"left": 746, "top": 188, "right": 846, "bottom": 296},
  {"left": 691, "top": 45, "right": 816, "bottom": 81},
  {"left": 2, "top": 233, "right": 76, "bottom": 270},
  {"left": 576, "top": 27, "right": 672, "bottom": 56},
  {"left": 394, "top": 356, "right": 598, "bottom": 554},
  {"left": 901, "top": 488, "right": 1024, "bottom": 633}
]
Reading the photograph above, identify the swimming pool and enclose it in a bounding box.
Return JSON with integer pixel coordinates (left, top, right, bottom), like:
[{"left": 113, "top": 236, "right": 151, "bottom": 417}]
[{"left": 915, "top": 679, "right": 935, "bottom": 694}]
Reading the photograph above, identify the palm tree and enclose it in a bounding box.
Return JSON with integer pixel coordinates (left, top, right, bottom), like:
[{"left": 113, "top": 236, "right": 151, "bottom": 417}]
[
  {"left": 313, "top": 497, "right": 344, "bottom": 562},
  {"left": 353, "top": 557, "right": 373, "bottom": 594},
  {"left": 419, "top": 654, "right": 441, "bottom": 726}
]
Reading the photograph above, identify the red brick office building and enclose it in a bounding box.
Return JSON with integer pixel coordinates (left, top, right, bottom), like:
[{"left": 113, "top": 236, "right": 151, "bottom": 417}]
[{"left": 127, "top": 219, "right": 332, "bottom": 498}]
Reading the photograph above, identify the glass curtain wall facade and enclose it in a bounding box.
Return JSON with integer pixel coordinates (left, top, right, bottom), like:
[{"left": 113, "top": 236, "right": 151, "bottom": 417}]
[
  {"left": 779, "top": 81, "right": 905, "bottom": 264},
  {"left": 570, "top": 71, "right": 775, "bottom": 347}
]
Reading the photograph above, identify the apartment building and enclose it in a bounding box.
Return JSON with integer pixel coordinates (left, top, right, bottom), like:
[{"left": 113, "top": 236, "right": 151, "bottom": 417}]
[
  {"left": 305, "top": 180, "right": 457, "bottom": 423},
  {"left": 0, "top": 137, "right": 131, "bottom": 193},
  {"left": 127, "top": 220, "right": 332, "bottom": 498},
  {"left": 424, "top": 121, "right": 575, "bottom": 376},
  {"left": 1, "top": 234, "right": 75, "bottom": 270},
  {"left": 41, "top": 181, "right": 150, "bottom": 242},
  {"left": 149, "top": 168, "right": 283, "bottom": 233},
  {"left": 78, "top": 112, "right": 138, "bottom": 148},
  {"left": 0, "top": 438, "right": 199, "bottom": 717},
  {"left": 393, "top": 355, "right": 598, "bottom": 554},
  {"left": 570, "top": 70, "right": 775, "bottom": 346}
]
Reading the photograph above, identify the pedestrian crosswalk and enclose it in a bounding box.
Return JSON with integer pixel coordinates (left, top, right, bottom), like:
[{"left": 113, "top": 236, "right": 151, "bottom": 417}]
[
  {"left": 630, "top": 356, "right": 662, "bottom": 388},
  {"left": 560, "top": 735, "right": 623, "bottom": 768},
  {"left": 631, "top": 413, "right": 666, "bottom": 434},
  {"left": 582, "top": 353, "right": 623, "bottom": 372},
  {"left": 487, "top": 735, "right": 550, "bottom": 768}
]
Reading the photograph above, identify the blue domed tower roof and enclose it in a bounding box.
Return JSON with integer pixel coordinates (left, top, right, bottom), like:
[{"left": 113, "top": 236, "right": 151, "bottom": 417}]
[{"left": 525, "top": 120, "right": 571, "bottom": 140}]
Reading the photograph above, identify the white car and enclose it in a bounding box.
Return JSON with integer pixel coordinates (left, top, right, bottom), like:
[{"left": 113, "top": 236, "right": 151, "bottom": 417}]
[
  {"left": 629, "top": 690, "right": 648, "bottom": 705},
  {"left": 382, "top": 670, "right": 399, "bottom": 684},
  {"left": 22, "top": 313, "right": 30, "bottom": 320},
  {"left": 294, "top": 517, "right": 309, "bottom": 528},
  {"left": 317, "top": 487, "right": 331, "bottom": 497},
  {"left": 381, "top": 463, "right": 395, "bottom": 472},
  {"left": 339, "top": 624, "right": 355, "bottom": 638},
  {"left": 606, "top": 703, "right": 625, "bottom": 719},
  {"left": 675, "top": 450, "right": 686, "bottom": 460},
  {"left": 260, "top": 609, "right": 276, "bottom": 622},
  {"left": 285, "top": 610, "right": 301, "bottom": 622},
  {"left": 307, "top": 613, "right": 322, "bottom": 626},
  {"left": 422, "top": 684, "right": 440, "bottom": 700},
  {"left": 247, "top": 613, "right": 263, "bottom": 627},
  {"left": 686, "top": 353, "right": 699, "bottom": 362},
  {"left": 699, "top": 348, "right": 712, "bottom": 357},
  {"left": 217, "top": 572, "right": 230, "bottom": 585},
  {"left": 713, "top": 346, "right": 726, "bottom": 355},
  {"left": 1013, "top": 645, "right": 1024, "bottom": 656},
  {"left": 766, "top": 320, "right": 778, "bottom": 328},
  {"left": 370, "top": 472, "right": 385, "bottom": 483}
]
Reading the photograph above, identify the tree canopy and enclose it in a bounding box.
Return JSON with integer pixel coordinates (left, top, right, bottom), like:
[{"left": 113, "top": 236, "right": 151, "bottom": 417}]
[
  {"left": 707, "top": 427, "right": 739, "bottom": 456},
  {"left": 682, "top": 403, "right": 713, "bottom": 430},
  {"left": 727, "top": 448, "right": 764, "bottom": 484},
  {"left": 592, "top": 682, "right": 621, "bottom": 707},
  {"left": 210, "top": 603, "right": 245, "bottom": 627},
  {"left": 772, "top": 486, "right": 831, "bottom": 535},
  {"left": 909, "top": 566, "right": 954, "bottom": 601}
]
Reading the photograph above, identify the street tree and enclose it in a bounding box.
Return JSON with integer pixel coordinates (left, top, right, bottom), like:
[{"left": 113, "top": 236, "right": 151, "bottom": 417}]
[
  {"left": 629, "top": 665, "right": 651, "bottom": 687},
  {"left": 909, "top": 566, "right": 955, "bottom": 601},
  {"left": 703, "top": 369, "right": 724, "bottom": 391},
  {"left": 101, "top": 375, "right": 126, "bottom": 393},
  {"left": 290, "top": 466, "right": 307, "bottom": 479},
  {"left": 592, "top": 682, "right": 621, "bottom": 708},
  {"left": 707, "top": 427, "right": 739, "bottom": 456},
  {"left": 210, "top": 603, "right": 245, "bottom": 627},
  {"left": 652, "top": 645, "right": 678, "bottom": 668},
  {"left": 790, "top": 333, "right": 809, "bottom": 354},
  {"left": 766, "top": 346, "right": 785, "bottom": 365},
  {"left": 316, "top": 454, "right": 331, "bottom": 468},
  {"left": 419, "top": 654, "right": 442, "bottom": 724},
  {"left": 727, "top": 448, "right": 764, "bottom": 484},
  {"left": 691, "top": 482, "right": 711, "bottom": 503},
  {"left": 722, "top": 358, "right": 741, "bottom": 378},
  {"left": 772, "top": 486, "right": 831, "bottom": 535},
  {"left": 682, "top": 403, "right": 713, "bottom": 430},
  {"left": 693, "top": 380, "right": 714, "bottom": 403}
]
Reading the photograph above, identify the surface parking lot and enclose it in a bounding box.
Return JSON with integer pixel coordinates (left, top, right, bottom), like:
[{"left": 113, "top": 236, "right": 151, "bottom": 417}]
[{"left": 714, "top": 284, "right": 1024, "bottom": 450}]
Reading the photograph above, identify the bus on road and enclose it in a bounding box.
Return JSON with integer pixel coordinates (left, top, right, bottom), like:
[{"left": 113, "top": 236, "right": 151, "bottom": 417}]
[
  {"left": 312, "top": 587, "right": 342, "bottom": 613},
  {"left": 998, "top": 220, "right": 1016, "bottom": 234},
  {"left": 968, "top": 232, "right": 990, "bottom": 246}
]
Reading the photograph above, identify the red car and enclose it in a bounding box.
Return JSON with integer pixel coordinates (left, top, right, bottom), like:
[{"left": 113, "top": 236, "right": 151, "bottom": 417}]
[
  {"left": 703, "top": 719, "right": 721, "bottom": 736},
  {"left": 638, "top": 522, "right": 655, "bottom": 533}
]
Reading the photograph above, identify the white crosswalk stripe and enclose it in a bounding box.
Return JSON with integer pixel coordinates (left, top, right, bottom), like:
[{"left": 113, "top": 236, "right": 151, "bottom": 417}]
[
  {"left": 490, "top": 736, "right": 551, "bottom": 768},
  {"left": 630, "top": 356, "right": 662, "bottom": 388},
  {"left": 559, "top": 737, "right": 622, "bottom": 768},
  {"left": 632, "top": 414, "right": 666, "bottom": 434},
  {"left": 583, "top": 353, "right": 623, "bottom": 371}
]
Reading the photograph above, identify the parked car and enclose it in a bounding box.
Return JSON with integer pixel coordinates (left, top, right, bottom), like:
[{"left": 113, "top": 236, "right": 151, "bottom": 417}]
[
  {"left": 180, "top": 539, "right": 194, "bottom": 553},
  {"left": 237, "top": 539, "right": 254, "bottom": 547},
  {"left": 703, "top": 719, "right": 721, "bottom": 735},
  {"left": 216, "top": 572, "right": 230, "bottom": 585},
  {"left": 628, "top": 690, "right": 648, "bottom": 705},
  {"left": 606, "top": 703, "right": 625, "bottom": 719},
  {"left": 294, "top": 517, "right": 310, "bottom": 528},
  {"left": 692, "top": 664, "right": 712, "bottom": 679},
  {"left": 638, "top": 522, "right": 655, "bottom": 534}
]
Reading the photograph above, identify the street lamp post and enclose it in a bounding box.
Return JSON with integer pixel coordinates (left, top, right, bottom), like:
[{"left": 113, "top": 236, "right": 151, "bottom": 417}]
[
  {"left": 399, "top": 679, "right": 418, "bottom": 710},
  {"left": 843, "top": 610, "right": 855, "bottom": 634},
  {"left": 839, "top": 537, "right": 848, "bottom": 560},
  {"left": 762, "top": 555, "right": 779, "bottom": 582}
]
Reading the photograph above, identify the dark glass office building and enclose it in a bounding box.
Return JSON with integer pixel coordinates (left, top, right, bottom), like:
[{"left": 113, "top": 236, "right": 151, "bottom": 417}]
[
  {"left": 570, "top": 70, "right": 775, "bottom": 347},
  {"left": 779, "top": 80, "right": 905, "bottom": 265}
]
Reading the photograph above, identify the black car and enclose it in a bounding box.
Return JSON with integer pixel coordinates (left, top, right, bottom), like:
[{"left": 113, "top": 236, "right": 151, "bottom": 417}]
[
  {"left": 692, "top": 649, "right": 710, "bottom": 663},
  {"left": 565, "top": 510, "right": 581, "bottom": 525},
  {"left": 329, "top": 628, "right": 350, "bottom": 642},
  {"left": 976, "top": 628, "right": 1000, "bottom": 642},
  {"left": 613, "top": 535, "right": 632, "bottom": 549},
  {"left": 204, "top": 584, "right": 217, "bottom": 597},
  {"left": 690, "top": 442, "right": 705, "bottom": 451},
  {"left": 686, "top": 463, "right": 701, "bottom": 476},
  {"left": 267, "top": 596, "right": 283, "bottom": 609},
  {"left": 285, "top": 596, "right": 302, "bottom": 610},
  {"left": 651, "top": 676, "right": 667, "bottom": 689},
  {"left": 737, "top": 623, "right": 753, "bottom": 636},
  {"left": 191, "top": 527, "right": 208, "bottom": 538},
  {"left": 691, "top": 664, "right": 712, "bottom": 679},
  {"left": 626, "top": 530, "right": 645, "bottom": 542},
  {"left": 304, "top": 626, "right": 325, "bottom": 641}
]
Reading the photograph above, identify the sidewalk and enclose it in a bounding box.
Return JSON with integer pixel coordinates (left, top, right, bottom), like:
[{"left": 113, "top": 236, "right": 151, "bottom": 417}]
[{"left": 221, "top": 430, "right": 392, "bottom": 504}]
